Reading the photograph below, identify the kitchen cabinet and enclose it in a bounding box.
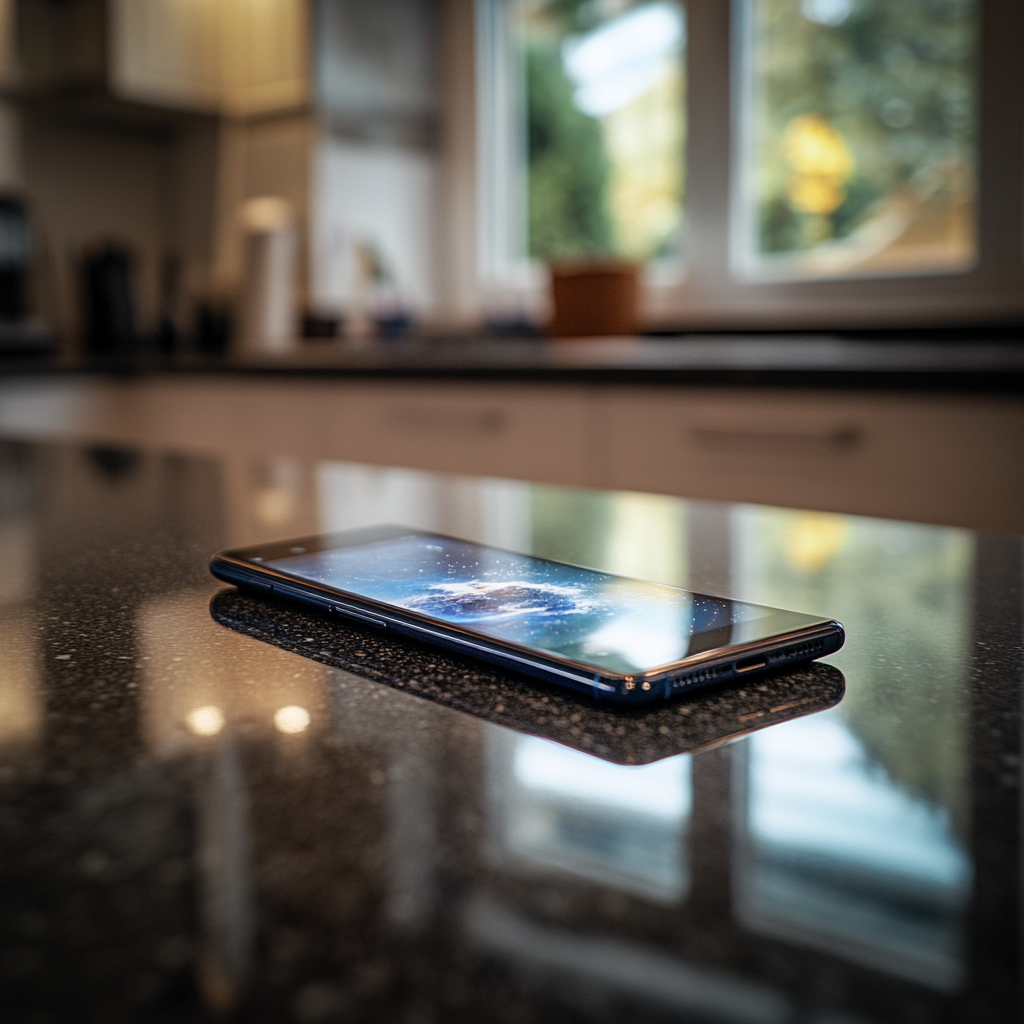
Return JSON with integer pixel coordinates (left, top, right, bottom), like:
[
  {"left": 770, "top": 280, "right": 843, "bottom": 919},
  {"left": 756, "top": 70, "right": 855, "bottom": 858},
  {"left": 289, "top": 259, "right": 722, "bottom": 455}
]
[
  {"left": 1, "top": 373, "right": 1021, "bottom": 532},
  {"left": 109, "top": 0, "right": 309, "bottom": 115}
]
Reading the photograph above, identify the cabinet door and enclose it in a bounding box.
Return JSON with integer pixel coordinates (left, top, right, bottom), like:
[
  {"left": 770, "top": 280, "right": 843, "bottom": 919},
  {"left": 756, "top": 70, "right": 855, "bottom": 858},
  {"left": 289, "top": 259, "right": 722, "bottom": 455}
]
[
  {"left": 109, "top": 0, "right": 223, "bottom": 110},
  {"left": 221, "top": 0, "right": 309, "bottom": 116},
  {"left": 109, "top": 0, "right": 308, "bottom": 115}
]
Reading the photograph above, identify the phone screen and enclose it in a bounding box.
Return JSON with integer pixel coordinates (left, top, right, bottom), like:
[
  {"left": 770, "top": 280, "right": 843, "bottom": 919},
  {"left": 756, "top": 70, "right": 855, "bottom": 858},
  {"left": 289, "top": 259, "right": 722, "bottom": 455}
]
[{"left": 263, "top": 533, "right": 823, "bottom": 675}]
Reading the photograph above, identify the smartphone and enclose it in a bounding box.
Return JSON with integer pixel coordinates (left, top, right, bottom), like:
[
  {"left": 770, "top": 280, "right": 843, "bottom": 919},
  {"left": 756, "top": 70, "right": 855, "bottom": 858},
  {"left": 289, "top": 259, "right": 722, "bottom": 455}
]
[
  {"left": 209, "top": 525, "right": 844, "bottom": 704},
  {"left": 211, "top": 586, "right": 846, "bottom": 763}
]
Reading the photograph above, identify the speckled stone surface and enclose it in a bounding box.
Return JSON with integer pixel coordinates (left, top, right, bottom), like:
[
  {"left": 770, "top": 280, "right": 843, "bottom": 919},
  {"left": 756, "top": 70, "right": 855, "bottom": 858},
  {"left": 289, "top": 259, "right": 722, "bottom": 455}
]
[{"left": 0, "top": 437, "right": 1019, "bottom": 1024}]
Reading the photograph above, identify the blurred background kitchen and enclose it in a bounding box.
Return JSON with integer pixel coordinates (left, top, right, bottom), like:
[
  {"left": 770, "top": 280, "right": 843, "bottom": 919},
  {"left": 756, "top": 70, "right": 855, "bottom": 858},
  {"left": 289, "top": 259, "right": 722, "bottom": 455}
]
[
  {"left": 1, "top": 0, "right": 1022, "bottom": 348},
  {"left": 0, "top": 0, "right": 1021, "bottom": 533}
]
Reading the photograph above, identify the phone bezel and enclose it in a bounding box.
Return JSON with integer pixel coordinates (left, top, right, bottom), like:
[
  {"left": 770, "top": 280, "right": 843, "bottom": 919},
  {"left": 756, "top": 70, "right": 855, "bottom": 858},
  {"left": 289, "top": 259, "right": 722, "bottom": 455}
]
[{"left": 210, "top": 526, "right": 844, "bottom": 703}]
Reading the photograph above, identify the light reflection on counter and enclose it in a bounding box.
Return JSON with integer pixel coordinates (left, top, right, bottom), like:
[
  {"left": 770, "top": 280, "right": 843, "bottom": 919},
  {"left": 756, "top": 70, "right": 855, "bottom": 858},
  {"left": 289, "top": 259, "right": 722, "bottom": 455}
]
[
  {"left": 731, "top": 505, "right": 973, "bottom": 988},
  {"left": 0, "top": 444, "right": 41, "bottom": 765},
  {"left": 736, "top": 714, "right": 970, "bottom": 988},
  {"left": 490, "top": 731, "right": 691, "bottom": 901},
  {"left": 0, "top": 609, "right": 43, "bottom": 762},
  {"left": 315, "top": 461, "right": 690, "bottom": 588},
  {"left": 138, "top": 590, "right": 329, "bottom": 754},
  {"left": 222, "top": 456, "right": 320, "bottom": 548},
  {"left": 187, "top": 705, "right": 227, "bottom": 737}
]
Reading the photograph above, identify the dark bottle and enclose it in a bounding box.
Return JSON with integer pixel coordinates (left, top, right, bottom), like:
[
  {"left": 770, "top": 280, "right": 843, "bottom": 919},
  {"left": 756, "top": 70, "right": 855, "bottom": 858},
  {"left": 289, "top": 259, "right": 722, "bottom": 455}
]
[
  {"left": 82, "top": 244, "right": 137, "bottom": 356},
  {"left": 0, "top": 196, "right": 31, "bottom": 322}
]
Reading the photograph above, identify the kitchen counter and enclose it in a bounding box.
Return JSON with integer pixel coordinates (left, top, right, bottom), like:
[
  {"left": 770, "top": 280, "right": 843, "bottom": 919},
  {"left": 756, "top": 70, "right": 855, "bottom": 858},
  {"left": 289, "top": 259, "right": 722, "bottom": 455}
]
[
  {"left": 0, "top": 435, "right": 1019, "bottom": 1023},
  {"left": 3, "top": 334, "right": 1024, "bottom": 390}
]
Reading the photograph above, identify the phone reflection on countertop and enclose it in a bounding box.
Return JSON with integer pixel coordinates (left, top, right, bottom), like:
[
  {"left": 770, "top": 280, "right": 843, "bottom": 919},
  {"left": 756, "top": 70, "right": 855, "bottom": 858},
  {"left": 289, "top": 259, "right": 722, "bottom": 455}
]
[{"left": 209, "top": 588, "right": 845, "bottom": 765}]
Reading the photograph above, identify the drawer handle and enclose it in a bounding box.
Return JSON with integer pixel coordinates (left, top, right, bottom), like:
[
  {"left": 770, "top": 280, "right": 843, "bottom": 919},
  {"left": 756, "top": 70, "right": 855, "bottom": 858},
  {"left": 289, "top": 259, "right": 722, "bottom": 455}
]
[
  {"left": 692, "top": 426, "right": 863, "bottom": 455},
  {"left": 389, "top": 407, "right": 506, "bottom": 435}
]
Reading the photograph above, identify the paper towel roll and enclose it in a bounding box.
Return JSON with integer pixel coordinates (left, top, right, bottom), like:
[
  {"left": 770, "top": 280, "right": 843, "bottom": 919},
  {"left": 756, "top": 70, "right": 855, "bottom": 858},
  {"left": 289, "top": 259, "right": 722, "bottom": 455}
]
[{"left": 237, "top": 197, "right": 297, "bottom": 357}]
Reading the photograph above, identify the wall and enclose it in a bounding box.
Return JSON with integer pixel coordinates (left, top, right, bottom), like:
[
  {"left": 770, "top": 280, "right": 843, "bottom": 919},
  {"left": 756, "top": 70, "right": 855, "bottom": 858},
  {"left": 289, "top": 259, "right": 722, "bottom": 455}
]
[
  {"left": 21, "top": 118, "right": 171, "bottom": 343},
  {"left": 311, "top": 138, "right": 438, "bottom": 318},
  {"left": 309, "top": 0, "right": 445, "bottom": 325}
]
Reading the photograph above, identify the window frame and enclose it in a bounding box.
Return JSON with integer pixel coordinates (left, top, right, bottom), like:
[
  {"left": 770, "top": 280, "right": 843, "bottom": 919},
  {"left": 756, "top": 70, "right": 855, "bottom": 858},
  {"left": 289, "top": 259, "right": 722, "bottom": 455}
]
[{"left": 471, "top": 0, "right": 1024, "bottom": 331}]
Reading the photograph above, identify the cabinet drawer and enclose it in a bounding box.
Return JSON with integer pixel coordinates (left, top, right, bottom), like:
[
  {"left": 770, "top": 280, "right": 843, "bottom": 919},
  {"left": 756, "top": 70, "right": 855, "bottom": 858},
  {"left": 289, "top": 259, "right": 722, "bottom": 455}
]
[
  {"left": 316, "top": 383, "right": 593, "bottom": 485},
  {"left": 600, "top": 388, "right": 1024, "bottom": 532}
]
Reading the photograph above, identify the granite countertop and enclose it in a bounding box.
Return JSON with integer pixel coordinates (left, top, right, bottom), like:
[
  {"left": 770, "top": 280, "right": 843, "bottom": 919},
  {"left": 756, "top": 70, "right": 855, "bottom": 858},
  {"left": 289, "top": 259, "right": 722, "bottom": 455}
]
[
  {"left": 0, "top": 436, "right": 1020, "bottom": 1023},
  {"left": 4, "top": 334, "right": 1024, "bottom": 390}
]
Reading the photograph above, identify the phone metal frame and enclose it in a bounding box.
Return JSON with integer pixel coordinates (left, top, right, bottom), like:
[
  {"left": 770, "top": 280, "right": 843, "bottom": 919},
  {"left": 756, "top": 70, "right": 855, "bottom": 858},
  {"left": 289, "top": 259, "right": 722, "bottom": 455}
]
[{"left": 210, "top": 525, "right": 844, "bottom": 704}]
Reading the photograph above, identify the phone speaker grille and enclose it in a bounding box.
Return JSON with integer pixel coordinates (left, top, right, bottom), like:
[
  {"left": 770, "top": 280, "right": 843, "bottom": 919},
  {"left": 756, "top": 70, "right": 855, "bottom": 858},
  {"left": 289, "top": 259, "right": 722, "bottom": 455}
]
[
  {"left": 672, "top": 664, "right": 730, "bottom": 690},
  {"left": 671, "top": 637, "right": 828, "bottom": 691},
  {"left": 779, "top": 639, "right": 826, "bottom": 661}
]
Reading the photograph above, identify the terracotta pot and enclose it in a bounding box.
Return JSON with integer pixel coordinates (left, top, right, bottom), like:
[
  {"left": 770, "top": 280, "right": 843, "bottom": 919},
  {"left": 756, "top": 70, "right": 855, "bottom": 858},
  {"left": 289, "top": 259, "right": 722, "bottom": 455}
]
[{"left": 548, "top": 261, "right": 640, "bottom": 338}]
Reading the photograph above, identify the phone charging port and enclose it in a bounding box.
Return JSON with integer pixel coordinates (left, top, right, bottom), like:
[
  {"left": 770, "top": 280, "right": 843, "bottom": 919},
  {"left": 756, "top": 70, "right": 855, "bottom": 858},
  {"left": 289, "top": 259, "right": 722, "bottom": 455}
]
[{"left": 735, "top": 656, "right": 768, "bottom": 674}]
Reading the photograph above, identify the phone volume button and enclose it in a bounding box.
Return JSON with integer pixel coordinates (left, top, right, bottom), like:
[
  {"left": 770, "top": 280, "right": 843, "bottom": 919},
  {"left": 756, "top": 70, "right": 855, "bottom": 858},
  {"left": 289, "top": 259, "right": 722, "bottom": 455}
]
[{"left": 330, "top": 605, "right": 387, "bottom": 629}]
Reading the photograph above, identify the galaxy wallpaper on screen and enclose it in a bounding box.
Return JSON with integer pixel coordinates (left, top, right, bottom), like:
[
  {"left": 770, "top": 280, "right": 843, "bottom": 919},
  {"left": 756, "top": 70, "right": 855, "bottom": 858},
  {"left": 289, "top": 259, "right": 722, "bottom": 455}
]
[{"left": 267, "top": 535, "right": 780, "bottom": 674}]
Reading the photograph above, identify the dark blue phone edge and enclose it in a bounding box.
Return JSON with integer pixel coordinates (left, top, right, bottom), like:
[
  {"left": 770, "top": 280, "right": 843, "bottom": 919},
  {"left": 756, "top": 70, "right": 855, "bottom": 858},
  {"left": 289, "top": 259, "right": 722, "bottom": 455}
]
[{"left": 210, "top": 555, "right": 845, "bottom": 705}]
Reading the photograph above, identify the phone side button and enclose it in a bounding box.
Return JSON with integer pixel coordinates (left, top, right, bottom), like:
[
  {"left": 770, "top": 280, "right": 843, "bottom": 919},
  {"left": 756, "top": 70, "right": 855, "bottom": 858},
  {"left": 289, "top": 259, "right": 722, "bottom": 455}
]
[{"left": 330, "top": 606, "right": 387, "bottom": 629}]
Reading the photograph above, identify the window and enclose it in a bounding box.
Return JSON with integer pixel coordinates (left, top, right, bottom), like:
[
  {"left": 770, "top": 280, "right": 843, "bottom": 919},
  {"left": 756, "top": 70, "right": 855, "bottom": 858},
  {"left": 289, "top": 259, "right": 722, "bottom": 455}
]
[
  {"left": 474, "top": 0, "right": 1024, "bottom": 328},
  {"left": 520, "top": 0, "right": 686, "bottom": 264},
  {"left": 737, "top": 0, "right": 978, "bottom": 280}
]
